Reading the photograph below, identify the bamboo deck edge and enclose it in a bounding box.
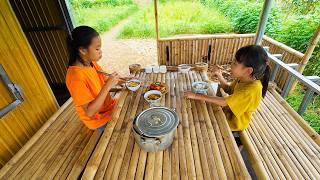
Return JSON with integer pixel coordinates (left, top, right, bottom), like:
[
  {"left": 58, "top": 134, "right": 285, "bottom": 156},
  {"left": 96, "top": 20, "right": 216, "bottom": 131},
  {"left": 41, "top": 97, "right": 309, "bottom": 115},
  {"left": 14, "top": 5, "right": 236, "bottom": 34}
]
[{"left": 0, "top": 98, "right": 74, "bottom": 177}]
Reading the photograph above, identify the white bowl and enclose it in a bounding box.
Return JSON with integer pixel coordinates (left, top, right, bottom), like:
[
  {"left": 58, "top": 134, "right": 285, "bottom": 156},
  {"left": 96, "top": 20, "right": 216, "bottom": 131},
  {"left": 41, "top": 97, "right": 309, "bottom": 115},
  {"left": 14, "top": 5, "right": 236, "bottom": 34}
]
[
  {"left": 159, "top": 65, "right": 167, "bottom": 73},
  {"left": 126, "top": 79, "right": 141, "bottom": 92},
  {"left": 178, "top": 64, "right": 191, "bottom": 73},
  {"left": 152, "top": 65, "right": 160, "bottom": 73},
  {"left": 144, "top": 90, "right": 162, "bottom": 104},
  {"left": 145, "top": 66, "right": 153, "bottom": 73},
  {"left": 192, "top": 81, "right": 209, "bottom": 94}
]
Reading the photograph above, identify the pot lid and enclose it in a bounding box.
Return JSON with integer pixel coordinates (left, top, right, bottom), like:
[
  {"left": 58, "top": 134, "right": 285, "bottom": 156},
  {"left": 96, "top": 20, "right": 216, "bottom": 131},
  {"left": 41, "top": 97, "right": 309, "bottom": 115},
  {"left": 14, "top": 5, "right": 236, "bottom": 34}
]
[{"left": 134, "top": 107, "right": 179, "bottom": 137}]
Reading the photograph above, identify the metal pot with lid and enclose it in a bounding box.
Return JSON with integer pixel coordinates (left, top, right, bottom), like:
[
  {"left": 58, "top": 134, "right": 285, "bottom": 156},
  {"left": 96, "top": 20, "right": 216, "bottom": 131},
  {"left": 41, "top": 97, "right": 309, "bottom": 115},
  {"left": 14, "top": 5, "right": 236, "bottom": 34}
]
[{"left": 133, "top": 107, "right": 179, "bottom": 152}]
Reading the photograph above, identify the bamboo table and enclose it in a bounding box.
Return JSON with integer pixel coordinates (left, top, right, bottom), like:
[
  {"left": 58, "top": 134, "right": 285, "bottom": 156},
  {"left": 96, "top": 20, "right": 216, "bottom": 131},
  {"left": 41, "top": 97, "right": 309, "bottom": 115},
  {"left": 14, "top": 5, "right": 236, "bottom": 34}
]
[{"left": 80, "top": 70, "right": 250, "bottom": 180}]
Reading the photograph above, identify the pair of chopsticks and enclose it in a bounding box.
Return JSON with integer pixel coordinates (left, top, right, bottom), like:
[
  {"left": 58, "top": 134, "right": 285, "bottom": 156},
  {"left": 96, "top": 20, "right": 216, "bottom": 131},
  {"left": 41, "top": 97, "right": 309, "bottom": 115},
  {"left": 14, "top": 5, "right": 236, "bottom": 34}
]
[{"left": 97, "top": 70, "right": 133, "bottom": 81}]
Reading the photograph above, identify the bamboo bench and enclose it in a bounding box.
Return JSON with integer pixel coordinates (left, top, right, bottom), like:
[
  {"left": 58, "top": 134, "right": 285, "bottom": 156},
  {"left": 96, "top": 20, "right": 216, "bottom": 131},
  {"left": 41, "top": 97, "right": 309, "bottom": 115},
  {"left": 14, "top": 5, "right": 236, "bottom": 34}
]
[
  {"left": 240, "top": 87, "right": 320, "bottom": 179},
  {"left": 0, "top": 98, "right": 103, "bottom": 179}
]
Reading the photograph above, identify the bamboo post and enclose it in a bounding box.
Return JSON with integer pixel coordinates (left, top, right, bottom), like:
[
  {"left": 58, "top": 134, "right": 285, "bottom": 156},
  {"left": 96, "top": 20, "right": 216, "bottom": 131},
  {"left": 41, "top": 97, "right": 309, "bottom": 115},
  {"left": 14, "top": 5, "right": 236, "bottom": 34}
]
[
  {"left": 254, "top": 0, "right": 273, "bottom": 45},
  {"left": 154, "top": 0, "right": 160, "bottom": 64},
  {"left": 290, "top": 26, "right": 320, "bottom": 92}
]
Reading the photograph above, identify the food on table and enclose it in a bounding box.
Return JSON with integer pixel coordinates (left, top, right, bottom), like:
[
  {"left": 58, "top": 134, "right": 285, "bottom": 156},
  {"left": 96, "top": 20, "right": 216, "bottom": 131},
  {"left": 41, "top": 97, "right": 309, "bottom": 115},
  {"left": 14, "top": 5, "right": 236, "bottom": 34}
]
[
  {"left": 194, "top": 83, "right": 206, "bottom": 90},
  {"left": 144, "top": 90, "right": 162, "bottom": 104},
  {"left": 178, "top": 64, "right": 191, "bottom": 73},
  {"left": 208, "top": 64, "right": 234, "bottom": 83},
  {"left": 147, "top": 94, "right": 161, "bottom": 100},
  {"left": 128, "top": 81, "right": 140, "bottom": 87},
  {"left": 148, "top": 82, "right": 167, "bottom": 94},
  {"left": 192, "top": 81, "right": 209, "bottom": 94},
  {"left": 129, "top": 64, "right": 141, "bottom": 74},
  {"left": 126, "top": 79, "right": 141, "bottom": 92}
]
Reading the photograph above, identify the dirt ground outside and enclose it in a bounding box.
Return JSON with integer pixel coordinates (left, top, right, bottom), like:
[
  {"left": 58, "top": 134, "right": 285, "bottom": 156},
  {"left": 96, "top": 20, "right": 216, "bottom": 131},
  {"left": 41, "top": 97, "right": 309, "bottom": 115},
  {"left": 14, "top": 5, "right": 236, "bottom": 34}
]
[{"left": 97, "top": 0, "right": 157, "bottom": 76}]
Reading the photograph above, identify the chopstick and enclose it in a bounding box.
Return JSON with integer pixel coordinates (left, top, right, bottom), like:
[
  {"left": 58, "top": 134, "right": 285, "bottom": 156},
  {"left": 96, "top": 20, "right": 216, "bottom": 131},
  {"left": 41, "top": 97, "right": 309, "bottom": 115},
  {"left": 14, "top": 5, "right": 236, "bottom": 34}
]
[{"left": 97, "top": 70, "right": 132, "bottom": 81}]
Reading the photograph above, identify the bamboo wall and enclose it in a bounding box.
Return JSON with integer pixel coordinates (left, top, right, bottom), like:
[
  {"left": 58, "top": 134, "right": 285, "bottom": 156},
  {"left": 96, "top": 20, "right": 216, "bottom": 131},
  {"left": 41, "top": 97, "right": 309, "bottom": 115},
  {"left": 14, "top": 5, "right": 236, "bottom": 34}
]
[
  {"left": 0, "top": 0, "right": 59, "bottom": 168},
  {"left": 158, "top": 34, "right": 256, "bottom": 66},
  {"left": 9, "top": 0, "right": 70, "bottom": 85},
  {"left": 158, "top": 34, "right": 304, "bottom": 90}
]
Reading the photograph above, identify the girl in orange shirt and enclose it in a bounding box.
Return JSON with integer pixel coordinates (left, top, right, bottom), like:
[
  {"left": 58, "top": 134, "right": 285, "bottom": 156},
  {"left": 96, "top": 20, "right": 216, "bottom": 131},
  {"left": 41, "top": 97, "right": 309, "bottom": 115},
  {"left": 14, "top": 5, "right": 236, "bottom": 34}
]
[{"left": 65, "top": 26, "right": 130, "bottom": 132}]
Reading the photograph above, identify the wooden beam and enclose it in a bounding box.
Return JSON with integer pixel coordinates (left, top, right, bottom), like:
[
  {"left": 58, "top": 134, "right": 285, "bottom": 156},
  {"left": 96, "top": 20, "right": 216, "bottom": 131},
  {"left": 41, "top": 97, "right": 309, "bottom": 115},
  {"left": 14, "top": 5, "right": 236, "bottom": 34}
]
[
  {"left": 254, "top": 0, "right": 273, "bottom": 45},
  {"left": 268, "top": 53, "right": 320, "bottom": 94},
  {"left": 290, "top": 26, "right": 320, "bottom": 92},
  {"left": 159, "top": 33, "right": 255, "bottom": 41},
  {"left": 154, "top": 0, "right": 160, "bottom": 64},
  {"left": 299, "top": 26, "right": 320, "bottom": 73},
  {"left": 154, "top": 0, "right": 159, "bottom": 40}
]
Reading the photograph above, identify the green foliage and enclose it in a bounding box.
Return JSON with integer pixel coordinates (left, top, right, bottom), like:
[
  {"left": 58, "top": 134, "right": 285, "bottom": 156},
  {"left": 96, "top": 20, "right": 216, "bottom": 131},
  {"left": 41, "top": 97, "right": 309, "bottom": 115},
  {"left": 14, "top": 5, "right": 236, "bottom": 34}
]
[
  {"left": 202, "top": 0, "right": 281, "bottom": 35},
  {"left": 287, "top": 85, "right": 320, "bottom": 132},
  {"left": 279, "top": 0, "right": 320, "bottom": 15},
  {"left": 70, "top": 0, "right": 138, "bottom": 33},
  {"left": 119, "top": 1, "right": 232, "bottom": 38},
  {"left": 70, "top": 0, "right": 134, "bottom": 8},
  {"left": 272, "top": 14, "right": 320, "bottom": 76},
  {"left": 203, "top": 0, "right": 320, "bottom": 76}
]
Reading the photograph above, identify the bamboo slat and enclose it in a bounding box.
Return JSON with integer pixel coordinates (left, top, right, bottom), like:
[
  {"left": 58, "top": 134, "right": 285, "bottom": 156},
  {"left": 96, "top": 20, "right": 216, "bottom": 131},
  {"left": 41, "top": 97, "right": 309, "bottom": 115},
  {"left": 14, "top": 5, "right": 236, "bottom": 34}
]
[
  {"left": 88, "top": 70, "right": 250, "bottom": 179},
  {"left": 0, "top": 96, "right": 104, "bottom": 179},
  {"left": 0, "top": 0, "right": 58, "bottom": 168},
  {"left": 241, "top": 90, "right": 320, "bottom": 179},
  {"left": 158, "top": 34, "right": 304, "bottom": 92},
  {"left": 10, "top": 0, "right": 69, "bottom": 84},
  {"left": 2, "top": 70, "right": 251, "bottom": 179}
]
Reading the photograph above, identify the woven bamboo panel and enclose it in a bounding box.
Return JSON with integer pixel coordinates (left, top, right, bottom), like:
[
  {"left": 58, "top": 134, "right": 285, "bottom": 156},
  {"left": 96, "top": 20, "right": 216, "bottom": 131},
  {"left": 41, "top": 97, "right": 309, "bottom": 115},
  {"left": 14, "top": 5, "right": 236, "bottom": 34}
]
[
  {"left": 158, "top": 34, "right": 304, "bottom": 91},
  {"left": 0, "top": 0, "right": 58, "bottom": 168},
  {"left": 158, "top": 34, "right": 255, "bottom": 66},
  {"left": 10, "top": 0, "right": 69, "bottom": 85}
]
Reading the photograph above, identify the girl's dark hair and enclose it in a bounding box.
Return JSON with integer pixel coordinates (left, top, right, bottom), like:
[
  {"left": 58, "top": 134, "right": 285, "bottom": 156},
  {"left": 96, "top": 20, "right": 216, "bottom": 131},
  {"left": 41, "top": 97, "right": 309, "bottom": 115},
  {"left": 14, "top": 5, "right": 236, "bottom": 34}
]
[
  {"left": 235, "top": 45, "right": 270, "bottom": 98},
  {"left": 67, "top": 26, "right": 99, "bottom": 66}
]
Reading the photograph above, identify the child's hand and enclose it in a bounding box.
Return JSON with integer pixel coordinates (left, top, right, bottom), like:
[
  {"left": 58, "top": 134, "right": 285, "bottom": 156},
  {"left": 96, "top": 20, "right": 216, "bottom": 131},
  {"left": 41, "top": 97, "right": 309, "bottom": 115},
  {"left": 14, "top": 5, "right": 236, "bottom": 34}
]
[
  {"left": 220, "top": 88, "right": 229, "bottom": 97},
  {"left": 184, "top": 91, "right": 197, "bottom": 99},
  {"left": 104, "top": 72, "right": 120, "bottom": 89},
  {"left": 213, "top": 69, "right": 223, "bottom": 79}
]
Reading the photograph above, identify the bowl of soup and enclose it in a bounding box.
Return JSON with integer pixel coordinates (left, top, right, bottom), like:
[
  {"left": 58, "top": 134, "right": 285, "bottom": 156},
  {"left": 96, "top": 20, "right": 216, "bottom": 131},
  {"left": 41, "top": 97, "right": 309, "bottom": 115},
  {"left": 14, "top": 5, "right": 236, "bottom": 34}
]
[
  {"left": 192, "top": 81, "right": 209, "bottom": 94},
  {"left": 144, "top": 90, "right": 162, "bottom": 104},
  {"left": 126, "top": 79, "right": 141, "bottom": 92},
  {"left": 178, "top": 64, "right": 191, "bottom": 73}
]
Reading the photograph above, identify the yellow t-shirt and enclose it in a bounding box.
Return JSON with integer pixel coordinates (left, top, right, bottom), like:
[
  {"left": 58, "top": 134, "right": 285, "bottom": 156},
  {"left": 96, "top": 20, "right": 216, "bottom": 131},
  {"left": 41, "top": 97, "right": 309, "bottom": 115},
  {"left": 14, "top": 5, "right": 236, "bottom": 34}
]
[{"left": 223, "top": 80, "right": 262, "bottom": 131}]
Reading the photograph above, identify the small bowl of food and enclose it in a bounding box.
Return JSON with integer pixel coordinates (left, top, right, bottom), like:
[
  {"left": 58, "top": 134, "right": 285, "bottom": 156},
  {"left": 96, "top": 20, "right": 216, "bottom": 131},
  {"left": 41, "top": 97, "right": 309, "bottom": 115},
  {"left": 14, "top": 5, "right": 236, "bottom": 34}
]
[
  {"left": 178, "top": 64, "right": 191, "bottom": 73},
  {"left": 148, "top": 82, "right": 168, "bottom": 94},
  {"left": 192, "top": 81, "right": 209, "bottom": 94},
  {"left": 144, "top": 90, "right": 162, "bottom": 104},
  {"left": 126, "top": 79, "right": 141, "bottom": 92},
  {"left": 194, "top": 62, "right": 208, "bottom": 72}
]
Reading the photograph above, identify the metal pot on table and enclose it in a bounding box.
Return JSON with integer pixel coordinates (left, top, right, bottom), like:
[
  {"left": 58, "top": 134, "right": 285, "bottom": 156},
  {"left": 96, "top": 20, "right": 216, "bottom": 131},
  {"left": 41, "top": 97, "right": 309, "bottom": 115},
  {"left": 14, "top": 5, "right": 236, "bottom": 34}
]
[{"left": 132, "top": 107, "right": 179, "bottom": 152}]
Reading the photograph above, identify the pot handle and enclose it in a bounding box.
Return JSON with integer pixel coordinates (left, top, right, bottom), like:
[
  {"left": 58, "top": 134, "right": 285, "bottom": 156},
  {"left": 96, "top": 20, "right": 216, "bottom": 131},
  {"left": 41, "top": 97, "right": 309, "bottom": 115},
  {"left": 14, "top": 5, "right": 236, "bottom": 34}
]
[{"left": 141, "top": 137, "right": 161, "bottom": 145}]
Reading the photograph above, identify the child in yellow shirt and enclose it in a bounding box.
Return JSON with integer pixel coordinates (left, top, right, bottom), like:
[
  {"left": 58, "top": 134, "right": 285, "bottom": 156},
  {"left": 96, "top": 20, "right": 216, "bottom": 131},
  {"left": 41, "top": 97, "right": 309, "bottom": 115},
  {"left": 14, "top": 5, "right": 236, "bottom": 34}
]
[{"left": 184, "top": 45, "right": 270, "bottom": 132}]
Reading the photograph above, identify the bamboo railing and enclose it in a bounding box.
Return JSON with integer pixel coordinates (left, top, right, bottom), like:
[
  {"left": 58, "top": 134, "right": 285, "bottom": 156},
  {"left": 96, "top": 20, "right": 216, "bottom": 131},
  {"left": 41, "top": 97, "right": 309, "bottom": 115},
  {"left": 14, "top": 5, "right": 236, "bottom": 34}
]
[
  {"left": 261, "top": 36, "right": 304, "bottom": 89},
  {"left": 157, "top": 33, "right": 305, "bottom": 90}
]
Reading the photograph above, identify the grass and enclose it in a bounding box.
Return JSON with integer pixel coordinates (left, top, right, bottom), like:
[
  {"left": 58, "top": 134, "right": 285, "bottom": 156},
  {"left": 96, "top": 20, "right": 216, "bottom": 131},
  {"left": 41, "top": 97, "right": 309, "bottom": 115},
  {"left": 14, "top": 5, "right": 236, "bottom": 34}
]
[
  {"left": 119, "top": 1, "right": 232, "bottom": 38},
  {"left": 286, "top": 84, "right": 320, "bottom": 132},
  {"left": 71, "top": 1, "right": 138, "bottom": 33}
]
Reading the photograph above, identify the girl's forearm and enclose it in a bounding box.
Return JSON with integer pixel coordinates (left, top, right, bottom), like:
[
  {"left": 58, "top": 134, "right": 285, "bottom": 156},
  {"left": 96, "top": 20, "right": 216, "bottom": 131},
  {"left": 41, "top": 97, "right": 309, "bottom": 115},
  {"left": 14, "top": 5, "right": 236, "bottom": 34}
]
[
  {"left": 192, "top": 93, "right": 227, "bottom": 107},
  {"left": 85, "top": 84, "right": 112, "bottom": 117},
  {"left": 218, "top": 76, "right": 230, "bottom": 90}
]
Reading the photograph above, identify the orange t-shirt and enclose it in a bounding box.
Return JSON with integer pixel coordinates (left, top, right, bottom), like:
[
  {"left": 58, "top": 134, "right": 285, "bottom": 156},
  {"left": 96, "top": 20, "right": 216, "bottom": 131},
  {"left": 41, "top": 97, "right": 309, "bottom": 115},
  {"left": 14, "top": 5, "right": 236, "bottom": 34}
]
[{"left": 65, "top": 62, "right": 116, "bottom": 129}]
